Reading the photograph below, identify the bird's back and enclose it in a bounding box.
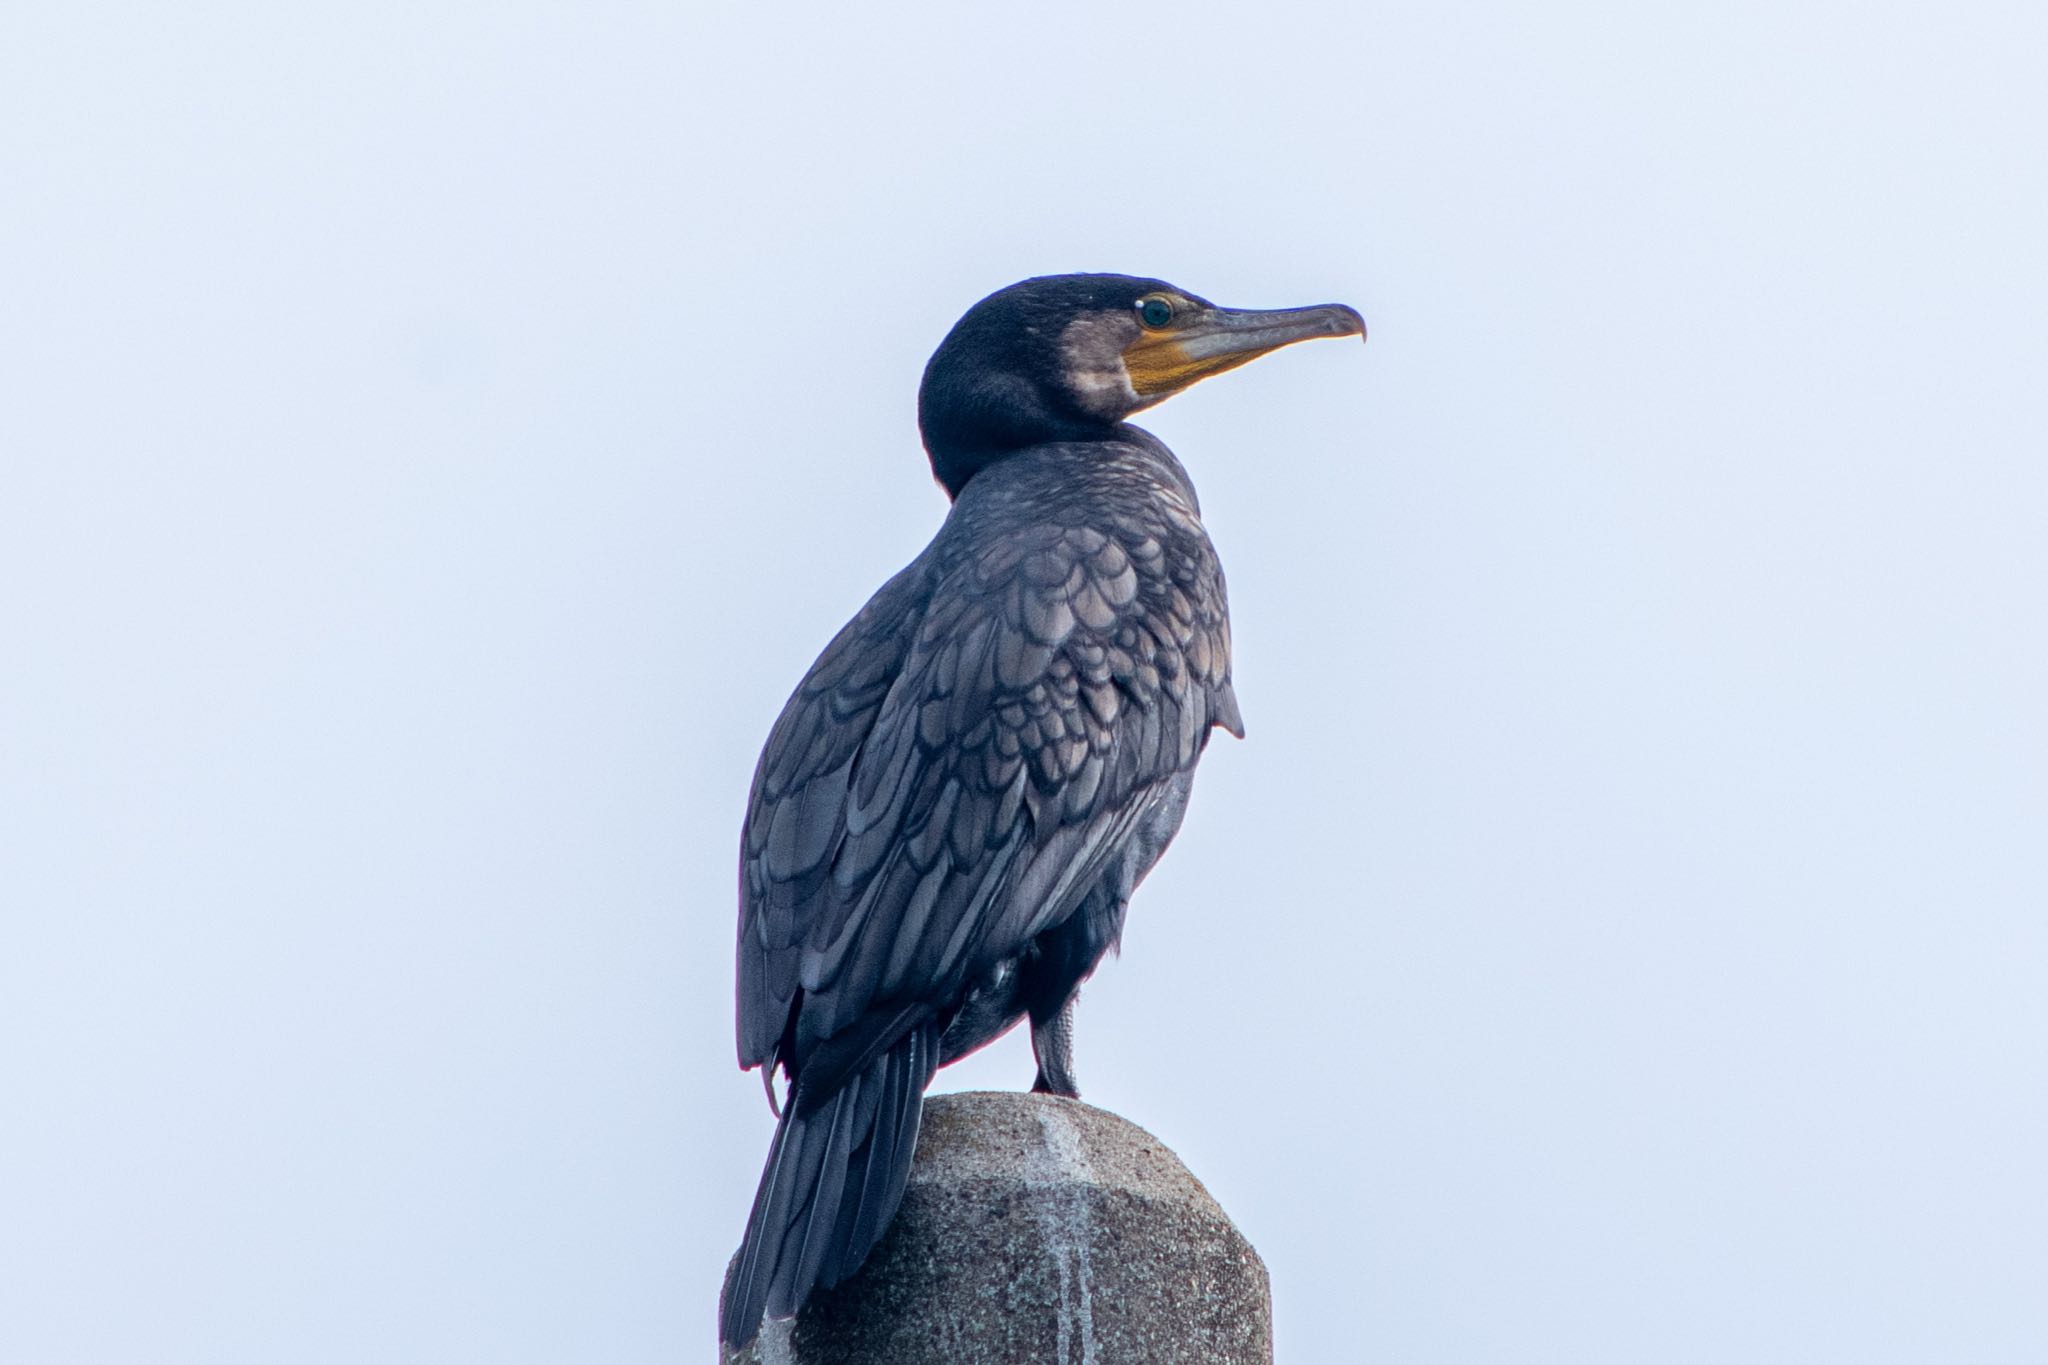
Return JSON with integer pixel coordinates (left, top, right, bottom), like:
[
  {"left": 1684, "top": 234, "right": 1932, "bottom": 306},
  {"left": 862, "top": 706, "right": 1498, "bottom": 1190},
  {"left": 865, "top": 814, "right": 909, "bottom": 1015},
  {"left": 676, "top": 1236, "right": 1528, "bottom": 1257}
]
[{"left": 737, "top": 430, "right": 1238, "bottom": 1091}]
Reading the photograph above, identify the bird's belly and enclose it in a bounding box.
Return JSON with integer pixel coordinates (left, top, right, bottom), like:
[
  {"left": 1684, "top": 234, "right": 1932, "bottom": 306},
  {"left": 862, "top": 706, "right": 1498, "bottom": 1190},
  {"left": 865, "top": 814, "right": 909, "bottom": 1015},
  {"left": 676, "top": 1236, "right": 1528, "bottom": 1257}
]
[{"left": 936, "top": 957, "right": 1030, "bottom": 1066}]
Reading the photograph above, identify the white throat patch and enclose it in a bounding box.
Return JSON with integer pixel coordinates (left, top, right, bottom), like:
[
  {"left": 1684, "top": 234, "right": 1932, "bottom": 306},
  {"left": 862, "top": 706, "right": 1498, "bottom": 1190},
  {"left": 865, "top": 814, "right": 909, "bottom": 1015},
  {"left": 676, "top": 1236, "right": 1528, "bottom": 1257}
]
[{"left": 1057, "top": 314, "right": 1141, "bottom": 419}]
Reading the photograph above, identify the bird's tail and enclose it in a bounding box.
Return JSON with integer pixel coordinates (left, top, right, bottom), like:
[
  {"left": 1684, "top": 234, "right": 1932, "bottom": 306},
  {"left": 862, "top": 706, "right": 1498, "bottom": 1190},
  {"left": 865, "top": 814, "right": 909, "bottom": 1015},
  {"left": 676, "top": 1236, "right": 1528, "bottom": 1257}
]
[{"left": 719, "top": 1021, "right": 940, "bottom": 1350}]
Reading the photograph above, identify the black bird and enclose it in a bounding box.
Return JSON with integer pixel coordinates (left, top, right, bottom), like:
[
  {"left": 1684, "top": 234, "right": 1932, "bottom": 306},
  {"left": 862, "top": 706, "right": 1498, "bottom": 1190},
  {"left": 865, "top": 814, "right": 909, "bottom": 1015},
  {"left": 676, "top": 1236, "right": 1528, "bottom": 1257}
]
[{"left": 722, "top": 273, "right": 1363, "bottom": 1349}]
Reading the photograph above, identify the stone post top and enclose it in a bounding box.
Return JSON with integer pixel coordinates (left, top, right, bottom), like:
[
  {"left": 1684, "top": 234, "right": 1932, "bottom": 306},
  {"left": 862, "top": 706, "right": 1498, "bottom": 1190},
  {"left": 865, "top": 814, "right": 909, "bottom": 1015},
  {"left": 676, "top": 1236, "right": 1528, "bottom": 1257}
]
[
  {"left": 724, "top": 1089, "right": 1272, "bottom": 1364},
  {"left": 907, "top": 1090, "right": 1225, "bottom": 1209}
]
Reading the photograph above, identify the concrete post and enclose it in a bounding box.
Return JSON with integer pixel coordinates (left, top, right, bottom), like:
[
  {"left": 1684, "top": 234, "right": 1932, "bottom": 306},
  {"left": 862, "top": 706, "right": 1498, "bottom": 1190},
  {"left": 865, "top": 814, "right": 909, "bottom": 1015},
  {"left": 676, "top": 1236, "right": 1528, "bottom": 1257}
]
[{"left": 722, "top": 1090, "right": 1272, "bottom": 1364}]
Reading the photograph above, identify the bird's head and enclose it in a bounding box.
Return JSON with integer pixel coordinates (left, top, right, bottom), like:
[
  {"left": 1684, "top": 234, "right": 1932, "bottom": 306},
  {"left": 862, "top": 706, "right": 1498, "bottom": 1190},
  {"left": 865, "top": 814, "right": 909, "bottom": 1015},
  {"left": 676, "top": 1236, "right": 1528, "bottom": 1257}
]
[{"left": 917, "top": 273, "right": 1365, "bottom": 498}]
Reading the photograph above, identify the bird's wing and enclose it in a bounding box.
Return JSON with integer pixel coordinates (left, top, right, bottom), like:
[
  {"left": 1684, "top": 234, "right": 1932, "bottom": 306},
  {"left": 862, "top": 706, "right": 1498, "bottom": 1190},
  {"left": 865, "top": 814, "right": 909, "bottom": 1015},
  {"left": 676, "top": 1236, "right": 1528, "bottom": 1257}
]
[
  {"left": 738, "top": 519, "right": 1236, "bottom": 1086},
  {"left": 737, "top": 563, "right": 929, "bottom": 1068}
]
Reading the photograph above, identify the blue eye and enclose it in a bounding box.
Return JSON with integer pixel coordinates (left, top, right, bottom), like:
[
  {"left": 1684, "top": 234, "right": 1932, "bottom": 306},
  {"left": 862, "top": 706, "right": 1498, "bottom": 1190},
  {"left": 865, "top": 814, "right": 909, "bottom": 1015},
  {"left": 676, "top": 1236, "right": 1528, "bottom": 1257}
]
[{"left": 1138, "top": 296, "right": 1174, "bottom": 328}]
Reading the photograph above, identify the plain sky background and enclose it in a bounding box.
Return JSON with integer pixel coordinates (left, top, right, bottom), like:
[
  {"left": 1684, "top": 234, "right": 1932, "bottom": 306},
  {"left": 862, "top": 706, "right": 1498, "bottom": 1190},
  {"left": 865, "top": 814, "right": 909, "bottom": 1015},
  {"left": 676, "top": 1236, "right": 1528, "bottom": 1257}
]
[{"left": 4, "top": 3, "right": 2044, "bottom": 1362}]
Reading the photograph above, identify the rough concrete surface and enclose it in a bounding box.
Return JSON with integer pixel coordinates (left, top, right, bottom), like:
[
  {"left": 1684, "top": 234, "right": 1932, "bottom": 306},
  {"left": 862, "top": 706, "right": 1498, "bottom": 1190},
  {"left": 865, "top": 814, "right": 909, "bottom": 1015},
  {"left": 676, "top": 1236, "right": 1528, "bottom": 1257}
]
[{"left": 721, "top": 1091, "right": 1271, "bottom": 1364}]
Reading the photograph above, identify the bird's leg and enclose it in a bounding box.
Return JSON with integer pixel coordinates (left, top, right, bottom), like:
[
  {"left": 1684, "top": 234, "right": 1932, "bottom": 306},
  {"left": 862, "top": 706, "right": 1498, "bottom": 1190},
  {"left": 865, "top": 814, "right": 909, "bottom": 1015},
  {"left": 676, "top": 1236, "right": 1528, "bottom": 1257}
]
[{"left": 1029, "top": 994, "right": 1081, "bottom": 1097}]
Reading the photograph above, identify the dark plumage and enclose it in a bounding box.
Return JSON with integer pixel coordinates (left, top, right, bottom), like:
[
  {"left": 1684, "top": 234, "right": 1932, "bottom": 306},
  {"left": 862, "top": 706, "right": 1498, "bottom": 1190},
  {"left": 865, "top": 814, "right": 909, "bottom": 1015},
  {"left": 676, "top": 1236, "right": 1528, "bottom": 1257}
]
[{"left": 722, "top": 273, "right": 1363, "bottom": 1349}]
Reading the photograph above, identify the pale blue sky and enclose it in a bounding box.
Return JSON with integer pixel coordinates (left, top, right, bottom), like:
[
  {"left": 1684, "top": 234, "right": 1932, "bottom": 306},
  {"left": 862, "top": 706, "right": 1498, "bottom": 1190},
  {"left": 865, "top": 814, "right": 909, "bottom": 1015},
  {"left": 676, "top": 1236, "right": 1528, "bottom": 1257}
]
[{"left": 3, "top": 4, "right": 2044, "bottom": 1362}]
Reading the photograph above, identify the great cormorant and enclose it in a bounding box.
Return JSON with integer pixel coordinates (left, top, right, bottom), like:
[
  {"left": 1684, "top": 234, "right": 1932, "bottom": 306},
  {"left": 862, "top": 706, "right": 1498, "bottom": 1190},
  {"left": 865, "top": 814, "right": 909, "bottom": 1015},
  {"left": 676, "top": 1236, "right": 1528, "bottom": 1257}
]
[{"left": 722, "top": 273, "right": 1363, "bottom": 1348}]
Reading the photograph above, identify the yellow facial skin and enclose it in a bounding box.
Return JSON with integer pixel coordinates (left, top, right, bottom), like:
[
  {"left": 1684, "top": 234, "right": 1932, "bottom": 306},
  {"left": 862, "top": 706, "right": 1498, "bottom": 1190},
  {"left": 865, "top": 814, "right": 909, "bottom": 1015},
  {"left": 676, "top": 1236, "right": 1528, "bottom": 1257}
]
[{"left": 1122, "top": 296, "right": 1366, "bottom": 399}]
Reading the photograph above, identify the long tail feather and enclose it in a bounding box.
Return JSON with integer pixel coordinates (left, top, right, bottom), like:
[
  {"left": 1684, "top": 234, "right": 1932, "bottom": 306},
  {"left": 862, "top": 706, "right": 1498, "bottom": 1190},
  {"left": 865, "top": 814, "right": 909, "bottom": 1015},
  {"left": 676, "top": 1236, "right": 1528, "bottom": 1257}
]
[{"left": 720, "top": 1022, "right": 939, "bottom": 1349}]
